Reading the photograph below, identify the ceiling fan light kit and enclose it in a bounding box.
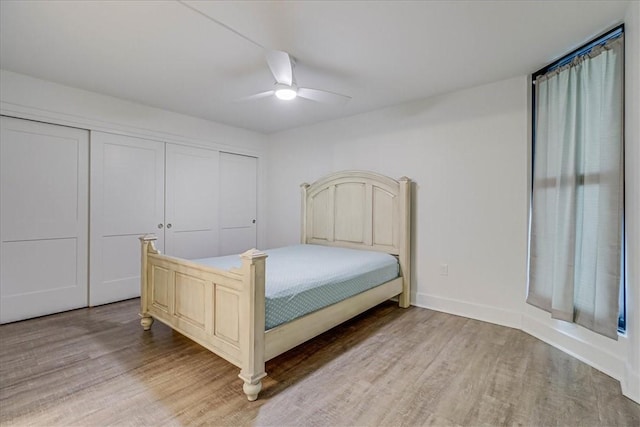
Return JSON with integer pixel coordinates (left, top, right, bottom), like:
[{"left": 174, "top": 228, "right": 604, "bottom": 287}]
[{"left": 274, "top": 84, "right": 297, "bottom": 101}]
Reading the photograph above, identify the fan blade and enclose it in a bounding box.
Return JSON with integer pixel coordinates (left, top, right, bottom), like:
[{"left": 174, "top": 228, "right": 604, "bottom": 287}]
[
  {"left": 297, "top": 87, "right": 351, "bottom": 105},
  {"left": 266, "top": 50, "right": 293, "bottom": 86},
  {"left": 236, "top": 90, "right": 274, "bottom": 102}
]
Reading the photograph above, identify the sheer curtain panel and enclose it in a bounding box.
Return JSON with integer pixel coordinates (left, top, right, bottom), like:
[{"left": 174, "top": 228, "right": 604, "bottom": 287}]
[{"left": 528, "top": 36, "right": 624, "bottom": 339}]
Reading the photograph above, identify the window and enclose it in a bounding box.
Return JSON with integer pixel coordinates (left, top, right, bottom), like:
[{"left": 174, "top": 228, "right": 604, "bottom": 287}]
[{"left": 528, "top": 25, "right": 625, "bottom": 338}]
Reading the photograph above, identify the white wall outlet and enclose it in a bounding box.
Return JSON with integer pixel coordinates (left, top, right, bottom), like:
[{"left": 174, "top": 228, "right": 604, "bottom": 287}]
[{"left": 439, "top": 263, "right": 449, "bottom": 276}]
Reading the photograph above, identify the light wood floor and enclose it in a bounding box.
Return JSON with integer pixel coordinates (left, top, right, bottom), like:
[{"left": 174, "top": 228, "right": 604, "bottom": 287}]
[{"left": 0, "top": 299, "right": 638, "bottom": 427}]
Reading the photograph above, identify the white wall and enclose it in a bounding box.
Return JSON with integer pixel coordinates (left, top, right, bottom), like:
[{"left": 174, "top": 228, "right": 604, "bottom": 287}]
[
  {"left": 267, "top": 12, "right": 640, "bottom": 400},
  {"left": 267, "top": 75, "right": 529, "bottom": 328},
  {"left": 0, "top": 70, "right": 265, "bottom": 153},
  {"left": 0, "top": 69, "right": 269, "bottom": 249}
]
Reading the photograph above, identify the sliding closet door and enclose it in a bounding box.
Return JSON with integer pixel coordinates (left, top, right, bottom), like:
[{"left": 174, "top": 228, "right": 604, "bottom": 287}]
[
  {"left": 164, "top": 144, "right": 218, "bottom": 259},
  {"left": 219, "top": 152, "right": 257, "bottom": 255},
  {"left": 0, "top": 116, "right": 88, "bottom": 323},
  {"left": 90, "top": 132, "right": 165, "bottom": 306}
]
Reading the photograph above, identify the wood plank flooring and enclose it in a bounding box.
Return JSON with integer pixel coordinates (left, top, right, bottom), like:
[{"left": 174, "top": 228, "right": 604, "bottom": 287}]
[{"left": 1, "top": 299, "right": 638, "bottom": 426}]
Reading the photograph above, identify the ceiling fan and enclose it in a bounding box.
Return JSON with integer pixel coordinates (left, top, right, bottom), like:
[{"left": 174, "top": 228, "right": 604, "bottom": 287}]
[
  {"left": 175, "top": 2, "right": 350, "bottom": 106},
  {"left": 240, "top": 50, "right": 352, "bottom": 105}
]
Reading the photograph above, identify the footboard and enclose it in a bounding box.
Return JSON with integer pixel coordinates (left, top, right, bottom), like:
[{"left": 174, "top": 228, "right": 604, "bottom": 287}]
[{"left": 139, "top": 235, "right": 267, "bottom": 401}]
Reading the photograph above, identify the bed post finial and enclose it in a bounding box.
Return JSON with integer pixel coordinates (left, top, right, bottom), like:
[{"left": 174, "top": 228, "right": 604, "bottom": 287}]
[
  {"left": 139, "top": 234, "right": 159, "bottom": 331},
  {"left": 300, "top": 183, "right": 310, "bottom": 244}
]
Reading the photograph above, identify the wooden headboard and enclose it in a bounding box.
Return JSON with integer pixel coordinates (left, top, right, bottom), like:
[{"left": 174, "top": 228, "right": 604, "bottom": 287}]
[{"left": 300, "top": 171, "right": 411, "bottom": 306}]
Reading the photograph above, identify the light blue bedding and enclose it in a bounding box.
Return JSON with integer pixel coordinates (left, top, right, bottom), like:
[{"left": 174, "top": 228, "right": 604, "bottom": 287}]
[{"left": 192, "top": 244, "right": 399, "bottom": 329}]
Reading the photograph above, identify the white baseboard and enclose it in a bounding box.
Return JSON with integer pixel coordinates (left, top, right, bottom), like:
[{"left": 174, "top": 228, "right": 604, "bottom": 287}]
[
  {"left": 413, "top": 292, "right": 522, "bottom": 329},
  {"left": 412, "top": 292, "right": 639, "bottom": 404},
  {"left": 622, "top": 362, "right": 640, "bottom": 403},
  {"left": 521, "top": 313, "right": 626, "bottom": 381}
]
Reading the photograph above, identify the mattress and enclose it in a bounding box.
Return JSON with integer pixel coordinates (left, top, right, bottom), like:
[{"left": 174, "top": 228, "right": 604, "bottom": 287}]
[{"left": 192, "top": 244, "right": 399, "bottom": 329}]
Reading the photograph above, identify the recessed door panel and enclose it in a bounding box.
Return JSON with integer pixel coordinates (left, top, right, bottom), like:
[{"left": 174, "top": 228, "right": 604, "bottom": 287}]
[
  {"left": 102, "top": 142, "right": 164, "bottom": 235},
  {"left": 165, "top": 144, "right": 218, "bottom": 259},
  {"left": 0, "top": 117, "right": 88, "bottom": 323}
]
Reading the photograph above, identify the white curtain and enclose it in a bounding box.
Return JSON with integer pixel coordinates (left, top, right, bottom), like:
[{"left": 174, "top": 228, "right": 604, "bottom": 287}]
[{"left": 528, "top": 36, "right": 624, "bottom": 339}]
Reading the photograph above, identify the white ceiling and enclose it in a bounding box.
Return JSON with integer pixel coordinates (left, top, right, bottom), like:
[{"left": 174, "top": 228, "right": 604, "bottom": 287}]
[{"left": 0, "top": 1, "right": 629, "bottom": 134}]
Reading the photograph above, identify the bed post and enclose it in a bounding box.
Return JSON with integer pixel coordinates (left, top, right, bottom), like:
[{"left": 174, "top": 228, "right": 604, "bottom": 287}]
[
  {"left": 300, "top": 182, "right": 310, "bottom": 244},
  {"left": 398, "top": 177, "right": 412, "bottom": 308},
  {"left": 139, "top": 234, "right": 158, "bottom": 330},
  {"left": 238, "top": 248, "right": 268, "bottom": 401}
]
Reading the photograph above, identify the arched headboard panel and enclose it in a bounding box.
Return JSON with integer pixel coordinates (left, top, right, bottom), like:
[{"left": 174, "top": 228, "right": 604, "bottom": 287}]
[{"left": 300, "top": 171, "right": 411, "bottom": 307}]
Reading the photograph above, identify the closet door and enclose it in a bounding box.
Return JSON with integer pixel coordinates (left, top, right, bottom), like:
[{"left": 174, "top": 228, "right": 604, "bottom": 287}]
[
  {"left": 0, "top": 117, "right": 88, "bottom": 323},
  {"left": 165, "top": 144, "right": 218, "bottom": 259},
  {"left": 219, "top": 152, "right": 257, "bottom": 256},
  {"left": 90, "top": 132, "right": 165, "bottom": 306}
]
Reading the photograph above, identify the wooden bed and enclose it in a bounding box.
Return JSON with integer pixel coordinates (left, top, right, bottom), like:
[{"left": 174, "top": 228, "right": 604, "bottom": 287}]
[{"left": 139, "top": 170, "right": 411, "bottom": 401}]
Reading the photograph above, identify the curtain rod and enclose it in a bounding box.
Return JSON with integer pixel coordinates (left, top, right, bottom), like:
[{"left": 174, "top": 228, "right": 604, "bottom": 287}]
[{"left": 532, "top": 24, "right": 624, "bottom": 82}]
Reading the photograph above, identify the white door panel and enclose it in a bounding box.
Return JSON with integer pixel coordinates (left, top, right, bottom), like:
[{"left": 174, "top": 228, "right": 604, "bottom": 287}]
[
  {"left": 220, "top": 227, "right": 258, "bottom": 257},
  {"left": 90, "top": 132, "right": 165, "bottom": 306},
  {"left": 2, "top": 239, "right": 78, "bottom": 296},
  {"left": 165, "top": 144, "right": 218, "bottom": 259},
  {"left": 167, "top": 230, "right": 217, "bottom": 260},
  {"left": 102, "top": 142, "right": 165, "bottom": 235},
  {"left": 219, "top": 152, "right": 257, "bottom": 255},
  {"left": 1, "top": 126, "right": 82, "bottom": 241},
  {"left": 1, "top": 117, "right": 88, "bottom": 323},
  {"left": 97, "top": 234, "right": 146, "bottom": 302}
]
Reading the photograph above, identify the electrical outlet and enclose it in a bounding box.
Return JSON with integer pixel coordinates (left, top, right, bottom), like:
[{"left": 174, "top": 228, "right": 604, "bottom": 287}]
[{"left": 439, "top": 263, "right": 448, "bottom": 276}]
